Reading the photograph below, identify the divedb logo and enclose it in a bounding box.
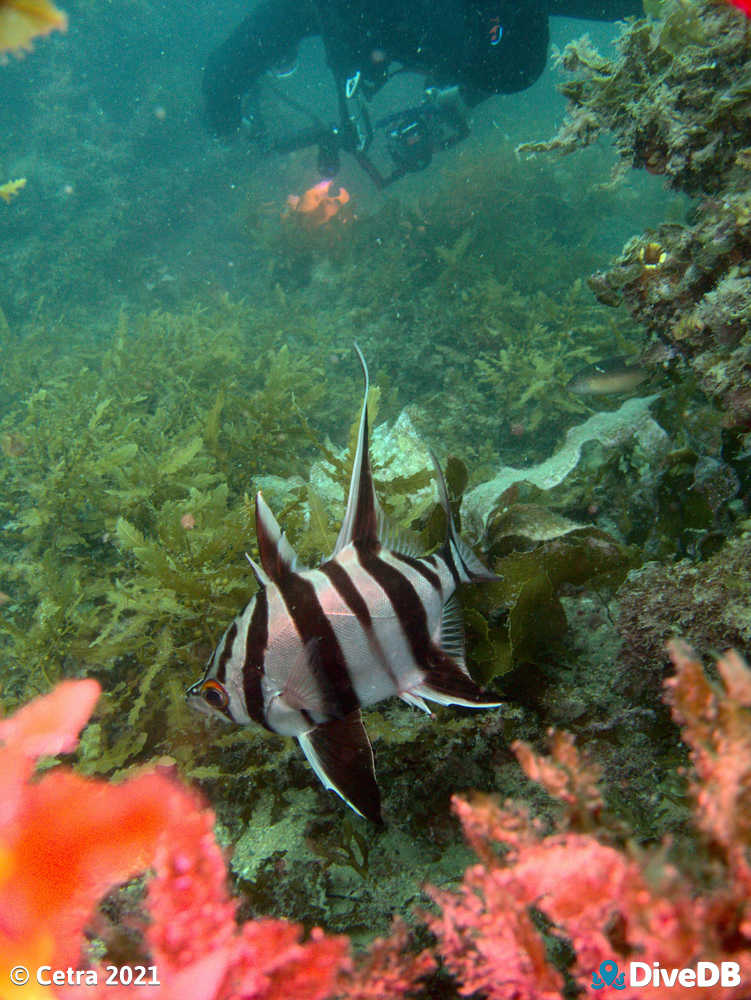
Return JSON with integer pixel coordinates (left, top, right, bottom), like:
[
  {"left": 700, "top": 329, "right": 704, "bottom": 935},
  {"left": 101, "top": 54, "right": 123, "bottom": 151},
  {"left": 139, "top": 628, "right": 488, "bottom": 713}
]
[
  {"left": 591, "top": 960, "right": 625, "bottom": 990},
  {"left": 590, "top": 959, "right": 742, "bottom": 991}
]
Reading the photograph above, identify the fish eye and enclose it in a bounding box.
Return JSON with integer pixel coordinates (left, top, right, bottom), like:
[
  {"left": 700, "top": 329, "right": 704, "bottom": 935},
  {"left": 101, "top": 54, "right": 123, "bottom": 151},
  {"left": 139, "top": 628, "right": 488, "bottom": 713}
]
[{"left": 201, "top": 679, "right": 229, "bottom": 711}]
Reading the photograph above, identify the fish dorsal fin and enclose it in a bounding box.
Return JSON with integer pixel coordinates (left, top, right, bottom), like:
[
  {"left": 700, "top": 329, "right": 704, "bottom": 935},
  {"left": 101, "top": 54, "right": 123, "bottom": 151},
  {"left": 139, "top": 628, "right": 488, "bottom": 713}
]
[
  {"left": 333, "top": 344, "right": 381, "bottom": 555},
  {"left": 439, "top": 592, "right": 467, "bottom": 672},
  {"left": 245, "top": 552, "right": 271, "bottom": 588},
  {"left": 376, "top": 507, "right": 421, "bottom": 559},
  {"left": 298, "top": 710, "right": 383, "bottom": 823},
  {"left": 430, "top": 449, "right": 500, "bottom": 583},
  {"left": 255, "top": 491, "right": 301, "bottom": 585}
]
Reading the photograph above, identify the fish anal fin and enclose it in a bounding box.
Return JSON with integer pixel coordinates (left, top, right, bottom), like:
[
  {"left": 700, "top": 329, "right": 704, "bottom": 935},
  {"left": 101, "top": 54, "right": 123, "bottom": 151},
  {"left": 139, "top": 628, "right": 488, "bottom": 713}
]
[
  {"left": 413, "top": 647, "right": 503, "bottom": 709},
  {"left": 298, "top": 710, "right": 383, "bottom": 823}
]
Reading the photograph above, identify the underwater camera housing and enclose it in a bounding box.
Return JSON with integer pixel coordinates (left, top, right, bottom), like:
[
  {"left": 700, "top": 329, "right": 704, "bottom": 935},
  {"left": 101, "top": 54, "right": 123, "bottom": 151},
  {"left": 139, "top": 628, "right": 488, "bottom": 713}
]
[
  {"left": 386, "top": 114, "right": 434, "bottom": 173},
  {"left": 246, "top": 82, "right": 470, "bottom": 189},
  {"left": 383, "top": 87, "right": 470, "bottom": 178}
]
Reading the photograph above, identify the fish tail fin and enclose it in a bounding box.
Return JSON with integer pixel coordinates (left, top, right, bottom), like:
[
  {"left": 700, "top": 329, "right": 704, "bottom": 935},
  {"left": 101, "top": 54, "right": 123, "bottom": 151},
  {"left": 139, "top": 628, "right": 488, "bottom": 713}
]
[{"left": 429, "top": 449, "right": 499, "bottom": 584}]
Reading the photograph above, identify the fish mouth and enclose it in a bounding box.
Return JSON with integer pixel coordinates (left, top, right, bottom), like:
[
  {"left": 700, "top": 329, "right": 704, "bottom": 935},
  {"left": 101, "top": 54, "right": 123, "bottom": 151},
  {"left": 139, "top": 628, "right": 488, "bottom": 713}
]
[
  {"left": 186, "top": 695, "right": 212, "bottom": 717},
  {"left": 185, "top": 684, "right": 208, "bottom": 713},
  {"left": 187, "top": 694, "right": 233, "bottom": 724}
]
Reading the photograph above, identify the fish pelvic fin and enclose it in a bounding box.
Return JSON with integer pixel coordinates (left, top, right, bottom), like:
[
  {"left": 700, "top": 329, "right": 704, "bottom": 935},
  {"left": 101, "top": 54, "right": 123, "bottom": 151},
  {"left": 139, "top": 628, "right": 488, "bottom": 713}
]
[
  {"left": 333, "top": 344, "right": 381, "bottom": 556},
  {"left": 298, "top": 710, "right": 383, "bottom": 823},
  {"left": 430, "top": 449, "right": 500, "bottom": 584}
]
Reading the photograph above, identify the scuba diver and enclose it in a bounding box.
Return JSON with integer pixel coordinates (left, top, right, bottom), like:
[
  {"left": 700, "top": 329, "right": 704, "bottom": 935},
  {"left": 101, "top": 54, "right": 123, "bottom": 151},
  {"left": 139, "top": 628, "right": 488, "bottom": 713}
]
[{"left": 203, "top": 0, "right": 641, "bottom": 188}]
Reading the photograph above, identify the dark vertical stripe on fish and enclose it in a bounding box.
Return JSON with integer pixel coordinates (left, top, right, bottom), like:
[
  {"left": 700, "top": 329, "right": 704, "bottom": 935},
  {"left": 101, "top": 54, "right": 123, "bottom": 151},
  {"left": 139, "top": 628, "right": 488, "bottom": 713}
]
[
  {"left": 214, "top": 624, "right": 235, "bottom": 685},
  {"left": 320, "top": 559, "right": 400, "bottom": 689},
  {"left": 277, "top": 572, "right": 360, "bottom": 718},
  {"left": 358, "top": 548, "right": 431, "bottom": 668},
  {"left": 320, "top": 560, "right": 372, "bottom": 629},
  {"left": 440, "top": 541, "right": 462, "bottom": 588},
  {"left": 391, "top": 552, "right": 442, "bottom": 592},
  {"left": 243, "top": 590, "right": 270, "bottom": 728}
]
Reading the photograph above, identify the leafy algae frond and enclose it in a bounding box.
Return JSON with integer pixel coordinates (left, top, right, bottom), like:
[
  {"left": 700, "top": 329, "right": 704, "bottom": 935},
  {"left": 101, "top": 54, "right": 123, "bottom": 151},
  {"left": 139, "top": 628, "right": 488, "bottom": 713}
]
[{"left": 0, "top": 301, "right": 343, "bottom": 783}]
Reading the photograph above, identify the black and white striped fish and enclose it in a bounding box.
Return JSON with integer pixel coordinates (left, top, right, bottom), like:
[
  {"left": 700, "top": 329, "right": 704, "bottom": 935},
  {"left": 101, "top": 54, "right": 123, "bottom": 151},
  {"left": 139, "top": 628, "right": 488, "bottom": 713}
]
[{"left": 187, "top": 346, "right": 501, "bottom": 822}]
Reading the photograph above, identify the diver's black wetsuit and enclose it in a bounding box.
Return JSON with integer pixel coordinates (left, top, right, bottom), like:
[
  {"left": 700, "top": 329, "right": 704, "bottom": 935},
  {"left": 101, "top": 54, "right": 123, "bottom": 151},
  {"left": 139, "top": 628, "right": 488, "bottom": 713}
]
[{"left": 204, "top": 0, "right": 641, "bottom": 136}]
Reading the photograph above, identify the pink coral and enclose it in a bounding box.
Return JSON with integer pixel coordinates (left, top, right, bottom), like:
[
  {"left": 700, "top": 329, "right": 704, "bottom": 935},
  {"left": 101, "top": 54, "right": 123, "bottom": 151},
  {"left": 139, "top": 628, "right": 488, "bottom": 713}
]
[
  {"left": 145, "top": 801, "right": 237, "bottom": 972},
  {"left": 142, "top": 774, "right": 350, "bottom": 1000},
  {"left": 0, "top": 681, "right": 350, "bottom": 1000},
  {"left": 342, "top": 919, "right": 435, "bottom": 1000},
  {"left": 427, "top": 643, "right": 751, "bottom": 999},
  {"left": 144, "top": 800, "right": 349, "bottom": 1000},
  {"left": 664, "top": 640, "right": 751, "bottom": 912},
  {"left": 6, "top": 642, "right": 751, "bottom": 1000},
  {"left": 0, "top": 680, "right": 193, "bottom": 998},
  {"left": 428, "top": 800, "right": 641, "bottom": 1000},
  {"left": 512, "top": 729, "right": 604, "bottom": 828}
]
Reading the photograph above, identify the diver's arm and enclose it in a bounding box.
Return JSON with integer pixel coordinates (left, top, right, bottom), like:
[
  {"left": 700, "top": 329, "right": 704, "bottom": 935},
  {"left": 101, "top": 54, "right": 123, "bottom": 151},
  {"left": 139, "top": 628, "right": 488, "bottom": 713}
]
[
  {"left": 547, "top": 0, "right": 642, "bottom": 19},
  {"left": 203, "top": 0, "right": 318, "bottom": 135}
]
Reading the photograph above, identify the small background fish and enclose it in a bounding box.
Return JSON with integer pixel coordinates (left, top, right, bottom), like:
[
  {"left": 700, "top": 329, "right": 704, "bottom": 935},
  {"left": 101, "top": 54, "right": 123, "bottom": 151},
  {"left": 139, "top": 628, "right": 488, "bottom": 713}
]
[{"left": 567, "top": 356, "right": 649, "bottom": 396}]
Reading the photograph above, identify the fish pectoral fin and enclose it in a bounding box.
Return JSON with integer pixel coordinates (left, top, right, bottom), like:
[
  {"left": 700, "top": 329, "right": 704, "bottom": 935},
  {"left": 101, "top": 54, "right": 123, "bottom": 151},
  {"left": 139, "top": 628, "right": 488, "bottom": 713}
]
[
  {"left": 282, "top": 638, "right": 331, "bottom": 715},
  {"left": 283, "top": 639, "right": 349, "bottom": 717},
  {"left": 298, "top": 710, "right": 383, "bottom": 824}
]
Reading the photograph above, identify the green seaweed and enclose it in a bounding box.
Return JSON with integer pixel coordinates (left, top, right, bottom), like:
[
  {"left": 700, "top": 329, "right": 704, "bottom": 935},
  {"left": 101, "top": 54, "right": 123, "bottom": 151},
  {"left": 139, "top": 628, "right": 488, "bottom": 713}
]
[
  {"left": 643, "top": 0, "right": 708, "bottom": 54},
  {"left": 462, "top": 506, "right": 631, "bottom": 684},
  {"left": 0, "top": 300, "right": 346, "bottom": 786}
]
